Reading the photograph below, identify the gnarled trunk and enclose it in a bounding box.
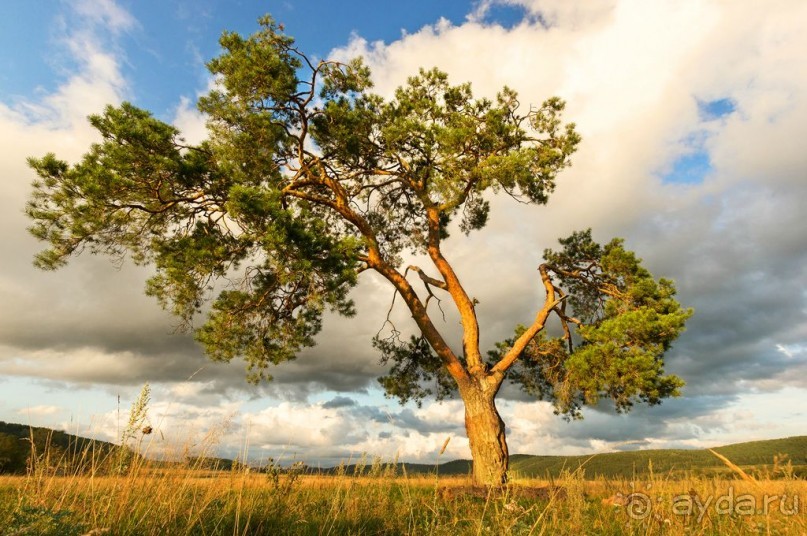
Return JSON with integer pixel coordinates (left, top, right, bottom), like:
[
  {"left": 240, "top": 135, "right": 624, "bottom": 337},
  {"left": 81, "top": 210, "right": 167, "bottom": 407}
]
[{"left": 462, "top": 384, "right": 509, "bottom": 486}]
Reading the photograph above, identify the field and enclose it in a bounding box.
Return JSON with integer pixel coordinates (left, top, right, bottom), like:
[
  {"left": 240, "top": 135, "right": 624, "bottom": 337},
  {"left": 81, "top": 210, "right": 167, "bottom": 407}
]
[{"left": 1, "top": 462, "right": 804, "bottom": 535}]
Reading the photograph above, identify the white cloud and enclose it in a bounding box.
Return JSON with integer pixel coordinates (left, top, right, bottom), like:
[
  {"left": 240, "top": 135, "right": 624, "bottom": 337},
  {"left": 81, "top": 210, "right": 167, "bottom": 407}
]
[
  {"left": 16, "top": 405, "right": 61, "bottom": 417},
  {"left": 173, "top": 96, "right": 209, "bottom": 145},
  {"left": 776, "top": 344, "right": 806, "bottom": 359},
  {"left": 0, "top": 5, "right": 132, "bottom": 355},
  {"left": 171, "top": 75, "right": 221, "bottom": 145},
  {"left": 320, "top": 0, "right": 807, "bottom": 455},
  {"left": 72, "top": 0, "right": 138, "bottom": 34}
]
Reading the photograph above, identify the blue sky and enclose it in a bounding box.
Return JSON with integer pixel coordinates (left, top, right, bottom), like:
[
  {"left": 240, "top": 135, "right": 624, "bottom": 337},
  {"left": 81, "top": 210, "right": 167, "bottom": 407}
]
[
  {"left": 0, "top": 0, "right": 805, "bottom": 465},
  {"left": 0, "top": 1, "right": 480, "bottom": 118}
]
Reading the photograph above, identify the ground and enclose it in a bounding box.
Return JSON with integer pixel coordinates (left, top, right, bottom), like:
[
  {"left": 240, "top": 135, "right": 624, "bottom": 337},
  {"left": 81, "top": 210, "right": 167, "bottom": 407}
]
[{"left": 1, "top": 465, "right": 804, "bottom": 535}]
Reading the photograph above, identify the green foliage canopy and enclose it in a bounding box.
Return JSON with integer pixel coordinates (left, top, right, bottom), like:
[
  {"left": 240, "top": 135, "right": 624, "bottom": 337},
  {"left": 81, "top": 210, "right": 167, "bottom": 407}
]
[
  {"left": 490, "top": 230, "right": 691, "bottom": 418},
  {"left": 26, "top": 16, "right": 688, "bottom": 421},
  {"left": 27, "top": 17, "right": 576, "bottom": 376}
]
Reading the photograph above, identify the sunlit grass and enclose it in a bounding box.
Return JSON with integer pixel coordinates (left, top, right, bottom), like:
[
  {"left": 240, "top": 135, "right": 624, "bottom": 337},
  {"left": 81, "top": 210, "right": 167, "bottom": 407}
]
[{"left": 1, "top": 450, "right": 804, "bottom": 535}]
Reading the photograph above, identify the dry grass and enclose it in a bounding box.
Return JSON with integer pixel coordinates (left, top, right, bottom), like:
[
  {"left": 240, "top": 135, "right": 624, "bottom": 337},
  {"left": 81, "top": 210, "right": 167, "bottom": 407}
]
[{"left": 0, "top": 455, "right": 804, "bottom": 535}]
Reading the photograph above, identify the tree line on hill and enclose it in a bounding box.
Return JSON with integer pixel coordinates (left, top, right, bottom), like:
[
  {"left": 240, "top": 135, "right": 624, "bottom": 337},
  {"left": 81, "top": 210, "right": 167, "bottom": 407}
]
[
  {"left": 0, "top": 421, "right": 122, "bottom": 475},
  {"left": 0, "top": 421, "right": 307, "bottom": 476}
]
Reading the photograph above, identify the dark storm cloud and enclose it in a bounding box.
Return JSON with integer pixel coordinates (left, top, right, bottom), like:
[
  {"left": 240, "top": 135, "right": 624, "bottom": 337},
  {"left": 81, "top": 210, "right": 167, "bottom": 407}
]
[
  {"left": 4, "top": 174, "right": 805, "bottom": 409},
  {"left": 0, "top": 241, "right": 387, "bottom": 395},
  {"left": 631, "top": 182, "right": 807, "bottom": 395},
  {"left": 322, "top": 396, "right": 358, "bottom": 409},
  {"left": 545, "top": 396, "right": 736, "bottom": 444},
  {"left": 393, "top": 408, "right": 465, "bottom": 434}
]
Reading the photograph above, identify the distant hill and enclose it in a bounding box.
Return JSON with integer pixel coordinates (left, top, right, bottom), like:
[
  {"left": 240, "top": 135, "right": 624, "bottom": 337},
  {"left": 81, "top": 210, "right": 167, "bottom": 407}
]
[
  {"left": 0, "top": 421, "right": 122, "bottom": 474},
  {"left": 0, "top": 421, "right": 114, "bottom": 450},
  {"left": 2, "top": 421, "right": 804, "bottom": 479},
  {"left": 0, "top": 421, "right": 248, "bottom": 475},
  {"left": 507, "top": 436, "right": 807, "bottom": 479},
  {"left": 330, "top": 436, "right": 807, "bottom": 480}
]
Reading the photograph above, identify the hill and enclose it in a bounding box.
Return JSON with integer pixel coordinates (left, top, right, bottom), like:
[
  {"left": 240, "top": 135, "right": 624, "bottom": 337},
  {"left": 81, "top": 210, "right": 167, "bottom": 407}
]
[
  {"left": 0, "top": 421, "right": 122, "bottom": 474},
  {"left": 507, "top": 436, "right": 807, "bottom": 479},
  {"left": 335, "top": 436, "right": 807, "bottom": 480}
]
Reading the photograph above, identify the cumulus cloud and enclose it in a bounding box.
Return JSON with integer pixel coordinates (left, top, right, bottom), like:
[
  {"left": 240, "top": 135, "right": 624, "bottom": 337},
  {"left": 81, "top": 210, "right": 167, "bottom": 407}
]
[
  {"left": 319, "top": 0, "right": 807, "bottom": 453},
  {"left": 50, "top": 384, "right": 804, "bottom": 465},
  {"left": 71, "top": 0, "right": 138, "bottom": 34}
]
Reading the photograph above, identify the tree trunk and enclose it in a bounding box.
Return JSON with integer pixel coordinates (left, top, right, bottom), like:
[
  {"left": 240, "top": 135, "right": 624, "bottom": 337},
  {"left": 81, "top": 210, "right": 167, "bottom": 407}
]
[{"left": 462, "top": 384, "right": 509, "bottom": 486}]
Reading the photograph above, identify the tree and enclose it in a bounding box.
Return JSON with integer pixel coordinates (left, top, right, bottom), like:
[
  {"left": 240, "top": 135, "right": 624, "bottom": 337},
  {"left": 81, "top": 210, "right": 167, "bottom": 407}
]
[
  {"left": 26, "top": 16, "right": 691, "bottom": 486},
  {"left": 0, "top": 433, "right": 28, "bottom": 474}
]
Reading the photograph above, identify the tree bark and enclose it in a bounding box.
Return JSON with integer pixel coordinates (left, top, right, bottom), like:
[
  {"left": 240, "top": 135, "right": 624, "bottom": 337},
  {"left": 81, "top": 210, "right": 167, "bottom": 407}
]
[{"left": 461, "top": 383, "right": 509, "bottom": 487}]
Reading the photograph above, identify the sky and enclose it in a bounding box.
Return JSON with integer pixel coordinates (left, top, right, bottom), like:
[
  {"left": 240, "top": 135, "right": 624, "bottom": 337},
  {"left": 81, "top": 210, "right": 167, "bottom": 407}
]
[{"left": 0, "top": 0, "right": 805, "bottom": 466}]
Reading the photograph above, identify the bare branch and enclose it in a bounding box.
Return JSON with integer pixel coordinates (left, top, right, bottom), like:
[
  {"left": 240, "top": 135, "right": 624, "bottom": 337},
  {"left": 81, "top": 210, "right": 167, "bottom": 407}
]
[
  {"left": 490, "top": 264, "right": 562, "bottom": 375},
  {"left": 406, "top": 265, "right": 448, "bottom": 291},
  {"left": 551, "top": 285, "right": 580, "bottom": 353},
  {"left": 405, "top": 265, "right": 447, "bottom": 322},
  {"left": 376, "top": 286, "right": 401, "bottom": 339},
  {"left": 370, "top": 259, "right": 470, "bottom": 386}
]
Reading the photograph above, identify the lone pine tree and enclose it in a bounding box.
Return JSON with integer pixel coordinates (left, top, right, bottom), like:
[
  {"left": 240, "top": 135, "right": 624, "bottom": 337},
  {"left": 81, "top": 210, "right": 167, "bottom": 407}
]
[{"left": 26, "top": 16, "right": 691, "bottom": 486}]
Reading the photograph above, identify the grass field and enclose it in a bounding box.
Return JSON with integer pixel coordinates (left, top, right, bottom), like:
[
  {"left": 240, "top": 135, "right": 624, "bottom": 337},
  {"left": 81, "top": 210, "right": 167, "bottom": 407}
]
[{"left": 1, "top": 459, "right": 804, "bottom": 535}]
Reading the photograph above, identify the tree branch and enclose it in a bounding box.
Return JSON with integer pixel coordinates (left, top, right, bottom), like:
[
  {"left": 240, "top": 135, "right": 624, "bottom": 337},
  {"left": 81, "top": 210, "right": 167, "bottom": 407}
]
[
  {"left": 372, "top": 259, "right": 470, "bottom": 386},
  {"left": 406, "top": 265, "right": 448, "bottom": 290},
  {"left": 406, "top": 265, "right": 447, "bottom": 321},
  {"left": 552, "top": 285, "right": 580, "bottom": 353},
  {"left": 284, "top": 155, "right": 471, "bottom": 387},
  {"left": 422, "top": 205, "right": 485, "bottom": 376},
  {"left": 490, "top": 264, "right": 562, "bottom": 376}
]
